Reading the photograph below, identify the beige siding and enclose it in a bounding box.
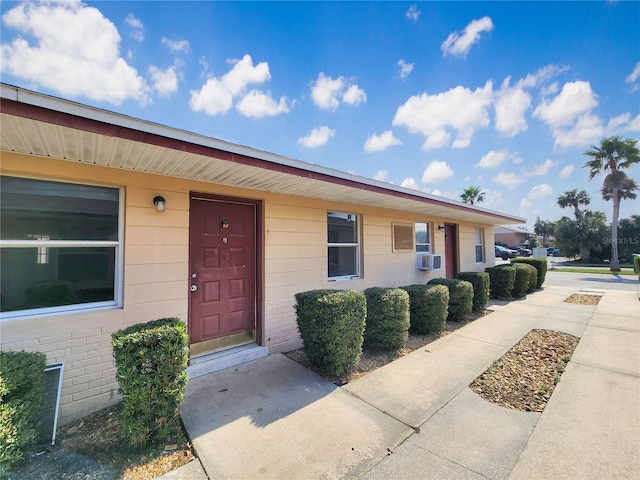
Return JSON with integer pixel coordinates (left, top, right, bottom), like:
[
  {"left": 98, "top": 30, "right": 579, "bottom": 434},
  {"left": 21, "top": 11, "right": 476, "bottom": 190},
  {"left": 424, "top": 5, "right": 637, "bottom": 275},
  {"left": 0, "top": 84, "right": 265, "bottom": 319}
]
[{"left": 1, "top": 152, "right": 493, "bottom": 422}]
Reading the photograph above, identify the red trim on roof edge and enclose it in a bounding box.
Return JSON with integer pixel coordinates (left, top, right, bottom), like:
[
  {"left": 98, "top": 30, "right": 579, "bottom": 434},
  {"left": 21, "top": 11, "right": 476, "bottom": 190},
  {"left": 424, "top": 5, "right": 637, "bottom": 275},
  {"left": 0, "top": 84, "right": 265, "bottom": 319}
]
[{"left": 1, "top": 97, "right": 522, "bottom": 223}]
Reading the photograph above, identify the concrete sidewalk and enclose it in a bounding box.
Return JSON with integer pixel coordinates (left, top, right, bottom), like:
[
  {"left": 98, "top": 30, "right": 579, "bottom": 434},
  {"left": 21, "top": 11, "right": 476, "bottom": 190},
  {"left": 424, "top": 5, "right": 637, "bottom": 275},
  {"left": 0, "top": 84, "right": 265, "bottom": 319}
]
[{"left": 178, "top": 284, "right": 640, "bottom": 479}]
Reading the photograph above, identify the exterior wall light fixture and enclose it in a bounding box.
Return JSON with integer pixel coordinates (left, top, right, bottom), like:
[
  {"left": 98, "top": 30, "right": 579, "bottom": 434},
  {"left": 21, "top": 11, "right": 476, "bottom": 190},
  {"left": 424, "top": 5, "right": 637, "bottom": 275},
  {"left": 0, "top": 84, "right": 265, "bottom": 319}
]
[{"left": 153, "top": 195, "right": 166, "bottom": 213}]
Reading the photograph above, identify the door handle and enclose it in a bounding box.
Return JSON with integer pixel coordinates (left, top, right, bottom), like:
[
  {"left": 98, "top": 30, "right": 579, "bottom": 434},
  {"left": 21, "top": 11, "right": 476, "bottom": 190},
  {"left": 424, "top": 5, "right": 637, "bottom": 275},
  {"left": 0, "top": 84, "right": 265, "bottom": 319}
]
[{"left": 190, "top": 284, "right": 197, "bottom": 292}]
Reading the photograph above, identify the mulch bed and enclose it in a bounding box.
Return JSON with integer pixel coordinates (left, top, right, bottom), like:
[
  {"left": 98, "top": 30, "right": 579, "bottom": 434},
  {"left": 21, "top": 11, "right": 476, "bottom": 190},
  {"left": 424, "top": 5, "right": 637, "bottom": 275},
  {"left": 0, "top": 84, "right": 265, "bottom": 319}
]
[{"left": 470, "top": 329, "right": 579, "bottom": 412}]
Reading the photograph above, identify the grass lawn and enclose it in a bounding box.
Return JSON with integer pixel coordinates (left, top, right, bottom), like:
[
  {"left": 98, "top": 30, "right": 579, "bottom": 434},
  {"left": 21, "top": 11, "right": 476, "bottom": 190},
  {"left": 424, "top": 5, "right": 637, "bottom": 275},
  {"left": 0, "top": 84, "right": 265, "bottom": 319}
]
[{"left": 551, "top": 267, "right": 636, "bottom": 276}]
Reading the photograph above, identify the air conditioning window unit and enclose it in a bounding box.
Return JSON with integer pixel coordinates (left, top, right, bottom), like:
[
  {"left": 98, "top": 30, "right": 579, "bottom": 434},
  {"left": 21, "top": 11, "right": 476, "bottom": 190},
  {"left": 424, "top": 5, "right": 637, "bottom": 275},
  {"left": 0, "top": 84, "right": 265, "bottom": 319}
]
[{"left": 416, "top": 253, "right": 443, "bottom": 270}]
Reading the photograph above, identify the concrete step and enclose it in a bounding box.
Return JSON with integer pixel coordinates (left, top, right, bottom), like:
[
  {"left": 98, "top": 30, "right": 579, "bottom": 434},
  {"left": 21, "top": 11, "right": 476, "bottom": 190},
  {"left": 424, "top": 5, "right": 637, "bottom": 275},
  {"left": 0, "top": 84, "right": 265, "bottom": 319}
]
[{"left": 187, "top": 343, "right": 269, "bottom": 379}]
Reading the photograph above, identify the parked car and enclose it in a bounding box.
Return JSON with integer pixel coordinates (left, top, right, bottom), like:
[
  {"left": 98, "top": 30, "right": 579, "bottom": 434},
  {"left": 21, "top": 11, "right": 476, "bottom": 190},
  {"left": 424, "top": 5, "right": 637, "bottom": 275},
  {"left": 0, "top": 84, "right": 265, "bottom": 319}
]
[
  {"left": 547, "top": 247, "right": 560, "bottom": 256},
  {"left": 495, "top": 245, "right": 519, "bottom": 260},
  {"left": 509, "top": 246, "right": 532, "bottom": 257}
]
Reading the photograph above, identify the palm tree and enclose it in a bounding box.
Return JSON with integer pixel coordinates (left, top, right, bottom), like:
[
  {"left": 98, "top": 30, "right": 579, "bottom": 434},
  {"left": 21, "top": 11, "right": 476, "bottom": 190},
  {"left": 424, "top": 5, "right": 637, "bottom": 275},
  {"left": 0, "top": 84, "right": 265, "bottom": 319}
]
[
  {"left": 460, "top": 186, "right": 486, "bottom": 205},
  {"left": 557, "top": 189, "right": 590, "bottom": 220},
  {"left": 584, "top": 136, "right": 640, "bottom": 271}
]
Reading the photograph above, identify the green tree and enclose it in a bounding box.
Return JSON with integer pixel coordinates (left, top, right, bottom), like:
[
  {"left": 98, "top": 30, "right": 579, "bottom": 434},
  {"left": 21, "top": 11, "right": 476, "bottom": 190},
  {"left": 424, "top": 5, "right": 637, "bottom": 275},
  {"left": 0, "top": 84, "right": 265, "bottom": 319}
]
[
  {"left": 534, "top": 216, "right": 556, "bottom": 247},
  {"left": 460, "top": 186, "right": 486, "bottom": 205},
  {"left": 584, "top": 136, "right": 640, "bottom": 271},
  {"left": 617, "top": 215, "right": 640, "bottom": 263},
  {"left": 557, "top": 189, "right": 590, "bottom": 220},
  {"left": 554, "top": 211, "right": 608, "bottom": 262}
]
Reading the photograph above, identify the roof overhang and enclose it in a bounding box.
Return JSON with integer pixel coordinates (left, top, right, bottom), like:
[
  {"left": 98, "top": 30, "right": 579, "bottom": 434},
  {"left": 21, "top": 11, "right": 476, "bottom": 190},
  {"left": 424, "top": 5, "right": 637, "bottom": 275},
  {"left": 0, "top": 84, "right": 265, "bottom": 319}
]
[{"left": 0, "top": 84, "right": 525, "bottom": 226}]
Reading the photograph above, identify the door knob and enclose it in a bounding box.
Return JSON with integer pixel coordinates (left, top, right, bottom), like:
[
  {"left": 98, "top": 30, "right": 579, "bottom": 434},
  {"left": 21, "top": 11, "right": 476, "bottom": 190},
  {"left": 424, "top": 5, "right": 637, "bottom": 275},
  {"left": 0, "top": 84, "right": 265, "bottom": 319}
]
[{"left": 190, "top": 285, "right": 197, "bottom": 292}]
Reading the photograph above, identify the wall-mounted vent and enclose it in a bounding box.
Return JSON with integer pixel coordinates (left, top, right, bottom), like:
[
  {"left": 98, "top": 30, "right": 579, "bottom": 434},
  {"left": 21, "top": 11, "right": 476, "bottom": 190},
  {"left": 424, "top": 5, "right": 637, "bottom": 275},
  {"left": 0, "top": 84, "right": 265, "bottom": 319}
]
[{"left": 417, "top": 253, "right": 443, "bottom": 271}]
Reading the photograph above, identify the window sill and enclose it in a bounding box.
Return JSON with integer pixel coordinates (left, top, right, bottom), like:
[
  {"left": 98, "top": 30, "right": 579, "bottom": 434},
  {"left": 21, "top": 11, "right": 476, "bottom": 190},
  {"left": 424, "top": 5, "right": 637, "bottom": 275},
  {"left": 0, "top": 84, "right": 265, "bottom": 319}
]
[
  {"left": 328, "top": 276, "right": 360, "bottom": 282},
  {"left": 0, "top": 302, "right": 121, "bottom": 322}
]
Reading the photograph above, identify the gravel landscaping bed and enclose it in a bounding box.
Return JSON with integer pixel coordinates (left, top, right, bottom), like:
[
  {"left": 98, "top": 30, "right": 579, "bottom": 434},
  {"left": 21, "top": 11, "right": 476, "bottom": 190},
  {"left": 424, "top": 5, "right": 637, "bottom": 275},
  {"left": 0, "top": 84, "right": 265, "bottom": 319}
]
[{"left": 470, "top": 329, "right": 579, "bottom": 412}]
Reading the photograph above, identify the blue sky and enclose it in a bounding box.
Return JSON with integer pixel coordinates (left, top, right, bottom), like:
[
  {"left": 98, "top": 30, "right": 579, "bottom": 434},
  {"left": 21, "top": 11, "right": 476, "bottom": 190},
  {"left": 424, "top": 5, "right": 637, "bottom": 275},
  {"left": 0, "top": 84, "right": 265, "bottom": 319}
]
[{"left": 1, "top": 1, "right": 638, "bottom": 228}]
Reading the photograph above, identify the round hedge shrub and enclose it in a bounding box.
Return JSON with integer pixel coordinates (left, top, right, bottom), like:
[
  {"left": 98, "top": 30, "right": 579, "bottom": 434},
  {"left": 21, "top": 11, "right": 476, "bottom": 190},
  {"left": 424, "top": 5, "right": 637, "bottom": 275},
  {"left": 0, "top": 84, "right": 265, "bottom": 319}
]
[
  {"left": 294, "top": 289, "right": 366, "bottom": 376},
  {"left": 400, "top": 284, "right": 449, "bottom": 334},
  {"left": 485, "top": 265, "right": 516, "bottom": 299},
  {"left": 511, "top": 263, "right": 531, "bottom": 297},
  {"left": 112, "top": 317, "right": 189, "bottom": 447},
  {"left": 0, "top": 351, "right": 46, "bottom": 472},
  {"left": 457, "top": 271, "right": 490, "bottom": 312},
  {"left": 515, "top": 262, "right": 537, "bottom": 292},
  {"left": 427, "top": 278, "right": 473, "bottom": 322},
  {"left": 363, "top": 287, "right": 410, "bottom": 349},
  {"left": 511, "top": 257, "right": 547, "bottom": 288}
]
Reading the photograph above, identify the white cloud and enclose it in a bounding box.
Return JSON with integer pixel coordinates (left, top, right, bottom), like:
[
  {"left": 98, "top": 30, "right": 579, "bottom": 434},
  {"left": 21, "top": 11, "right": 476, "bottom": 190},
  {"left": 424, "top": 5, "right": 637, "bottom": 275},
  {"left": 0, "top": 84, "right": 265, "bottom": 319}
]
[
  {"left": 558, "top": 165, "right": 574, "bottom": 179},
  {"left": 519, "top": 64, "right": 570, "bottom": 88},
  {"left": 627, "top": 114, "right": 640, "bottom": 132},
  {"left": 125, "top": 13, "right": 144, "bottom": 41},
  {"left": 533, "top": 80, "right": 598, "bottom": 127},
  {"left": 625, "top": 61, "right": 640, "bottom": 92},
  {"left": 310, "top": 73, "right": 365, "bottom": 110},
  {"left": 149, "top": 65, "right": 179, "bottom": 97},
  {"left": 393, "top": 81, "right": 493, "bottom": 150},
  {"left": 401, "top": 177, "right": 420, "bottom": 190},
  {"left": 607, "top": 112, "right": 631, "bottom": 131},
  {"left": 483, "top": 189, "right": 504, "bottom": 209},
  {"left": 429, "top": 189, "right": 459, "bottom": 200},
  {"left": 342, "top": 84, "right": 366, "bottom": 105},
  {"left": 364, "top": 131, "right": 403, "bottom": 152},
  {"left": 441, "top": 16, "right": 494, "bottom": 57},
  {"left": 1, "top": 2, "right": 150, "bottom": 105},
  {"left": 297, "top": 126, "right": 335, "bottom": 148},
  {"left": 492, "top": 172, "right": 524, "bottom": 189},
  {"left": 373, "top": 170, "right": 389, "bottom": 181},
  {"left": 477, "top": 149, "right": 508, "bottom": 169},
  {"left": 189, "top": 54, "right": 271, "bottom": 115},
  {"left": 161, "top": 37, "right": 190, "bottom": 54},
  {"left": 421, "top": 160, "right": 454, "bottom": 184},
  {"left": 494, "top": 77, "right": 531, "bottom": 137},
  {"left": 310, "top": 73, "right": 344, "bottom": 110},
  {"left": 405, "top": 5, "right": 421, "bottom": 21},
  {"left": 398, "top": 59, "right": 414, "bottom": 80},
  {"left": 533, "top": 81, "right": 603, "bottom": 149},
  {"left": 528, "top": 183, "right": 553, "bottom": 200},
  {"left": 520, "top": 184, "right": 553, "bottom": 209},
  {"left": 525, "top": 159, "right": 556, "bottom": 177},
  {"left": 236, "top": 90, "right": 291, "bottom": 118},
  {"left": 553, "top": 113, "right": 604, "bottom": 150}
]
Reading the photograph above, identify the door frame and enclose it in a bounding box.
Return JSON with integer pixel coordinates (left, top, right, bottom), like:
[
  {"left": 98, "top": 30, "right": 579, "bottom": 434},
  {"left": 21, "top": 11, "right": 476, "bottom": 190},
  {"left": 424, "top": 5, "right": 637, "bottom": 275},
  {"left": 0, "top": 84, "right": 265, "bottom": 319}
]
[{"left": 188, "top": 191, "right": 264, "bottom": 351}]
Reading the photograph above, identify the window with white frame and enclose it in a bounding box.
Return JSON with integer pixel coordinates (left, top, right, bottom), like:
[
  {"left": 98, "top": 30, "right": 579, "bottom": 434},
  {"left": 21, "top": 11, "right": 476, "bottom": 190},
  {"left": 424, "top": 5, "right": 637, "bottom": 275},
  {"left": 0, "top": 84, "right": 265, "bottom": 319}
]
[
  {"left": 415, "top": 222, "right": 431, "bottom": 253},
  {"left": 327, "top": 212, "right": 360, "bottom": 279},
  {"left": 0, "top": 176, "right": 121, "bottom": 317},
  {"left": 475, "top": 227, "right": 484, "bottom": 263}
]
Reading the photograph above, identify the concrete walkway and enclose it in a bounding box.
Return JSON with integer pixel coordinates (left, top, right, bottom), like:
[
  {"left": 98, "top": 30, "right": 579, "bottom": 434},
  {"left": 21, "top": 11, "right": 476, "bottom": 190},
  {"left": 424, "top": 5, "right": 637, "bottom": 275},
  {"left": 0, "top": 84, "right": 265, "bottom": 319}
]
[{"left": 178, "top": 282, "right": 639, "bottom": 480}]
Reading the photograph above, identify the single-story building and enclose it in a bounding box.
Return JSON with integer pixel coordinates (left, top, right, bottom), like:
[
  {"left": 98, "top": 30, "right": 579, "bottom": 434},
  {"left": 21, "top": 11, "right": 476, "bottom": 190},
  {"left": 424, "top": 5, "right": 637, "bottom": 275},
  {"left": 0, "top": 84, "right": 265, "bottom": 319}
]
[
  {"left": 0, "top": 84, "right": 524, "bottom": 424},
  {"left": 494, "top": 225, "right": 537, "bottom": 248}
]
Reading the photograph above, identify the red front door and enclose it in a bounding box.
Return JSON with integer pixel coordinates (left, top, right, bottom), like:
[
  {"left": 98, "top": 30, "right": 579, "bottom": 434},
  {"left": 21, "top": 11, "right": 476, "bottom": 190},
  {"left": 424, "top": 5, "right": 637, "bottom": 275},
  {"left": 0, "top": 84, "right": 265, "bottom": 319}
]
[
  {"left": 189, "top": 197, "right": 256, "bottom": 354},
  {"left": 444, "top": 223, "right": 458, "bottom": 279}
]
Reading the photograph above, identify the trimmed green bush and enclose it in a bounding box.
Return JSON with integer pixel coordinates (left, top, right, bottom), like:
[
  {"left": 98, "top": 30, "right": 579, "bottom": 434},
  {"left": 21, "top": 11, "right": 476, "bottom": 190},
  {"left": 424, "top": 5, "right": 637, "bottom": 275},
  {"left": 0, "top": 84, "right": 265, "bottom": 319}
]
[
  {"left": 427, "top": 278, "right": 473, "bottom": 322},
  {"left": 485, "top": 266, "right": 516, "bottom": 299},
  {"left": 363, "top": 287, "right": 410, "bottom": 349},
  {"left": 511, "top": 257, "right": 547, "bottom": 288},
  {"left": 400, "top": 284, "right": 449, "bottom": 334},
  {"left": 516, "top": 262, "right": 538, "bottom": 292},
  {"left": 0, "top": 351, "right": 46, "bottom": 472},
  {"left": 295, "top": 289, "right": 366, "bottom": 376},
  {"left": 511, "top": 263, "right": 531, "bottom": 297},
  {"left": 457, "top": 271, "right": 490, "bottom": 312},
  {"left": 112, "top": 317, "right": 189, "bottom": 447}
]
